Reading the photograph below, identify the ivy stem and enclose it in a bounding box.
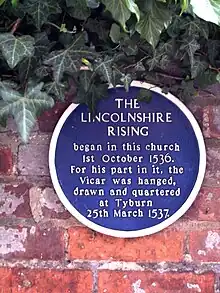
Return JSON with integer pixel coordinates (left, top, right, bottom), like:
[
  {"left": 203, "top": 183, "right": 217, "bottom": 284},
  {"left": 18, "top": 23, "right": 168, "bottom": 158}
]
[
  {"left": 209, "top": 65, "right": 220, "bottom": 73},
  {"left": 155, "top": 72, "right": 185, "bottom": 81},
  {"left": 11, "top": 18, "right": 21, "bottom": 34}
]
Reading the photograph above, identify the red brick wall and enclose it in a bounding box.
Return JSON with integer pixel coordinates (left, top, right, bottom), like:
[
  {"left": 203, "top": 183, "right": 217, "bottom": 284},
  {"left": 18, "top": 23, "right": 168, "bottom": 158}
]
[{"left": 0, "top": 86, "right": 220, "bottom": 292}]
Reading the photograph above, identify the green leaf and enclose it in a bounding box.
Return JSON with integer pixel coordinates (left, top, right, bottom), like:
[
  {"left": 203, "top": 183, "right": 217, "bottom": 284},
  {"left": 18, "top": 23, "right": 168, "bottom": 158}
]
[
  {"left": 66, "top": 0, "right": 90, "bottom": 20},
  {"left": 23, "top": 0, "right": 61, "bottom": 29},
  {"left": 110, "top": 24, "right": 121, "bottom": 43},
  {"left": 86, "top": 83, "right": 109, "bottom": 115},
  {"left": 120, "top": 73, "right": 132, "bottom": 92},
  {"left": 101, "top": 0, "right": 140, "bottom": 30},
  {"left": 94, "top": 57, "right": 113, "bottom": 84},
  {"left": 44, "top": 81, "right": 67, "bottom": 101},
  {"left": 135, "top": 1, "right": 172, "bottom": 48},
  {"left": 180, "top": 18, "right": 209, "bottom": 39},
  {"left": 0, "top": 0, "right": 5, "bottom": 6},
  {"left": 146, "top": 41, "right": 173, "bottom": 71},
  {"left": 217, "top": 72, "right": 220, "bottom": 82},
  {"left": 136, "top": 88, "right": 152, "bottom": 103},
  {"left": 0, "top": 81, "right": 54, "bottom": 142},
  {"left": 190, "top": 0, "right": 220, "bottom": 26},
  {"left": 18, "top": 57, "right": 37, "bottom": 83},
  {"left": 208, "top": 40, "right": 220, "bottom": 65},
  {"left": 191, "top": 58, "right": 208, "bottom": 79},
  {"left": 11, "top": 0, "right": 19, "bottom": 8},
  {"left": 180, "top": 37, "right": 200, "bottom": 73},
  {"left": 86, "top": 0, "right": 99, "bottom": 8},
  {"left": 0, "top": 34, "right": 35, "bottom": 69},
  {"left": 44, "top": 33, "right": 94, "bottom": 83},
  {"left": 195, "top": 69, "right": 219, "bottom": 88},
  {"left": 85, "top": 19, "right": 110, "bottom": 41}
]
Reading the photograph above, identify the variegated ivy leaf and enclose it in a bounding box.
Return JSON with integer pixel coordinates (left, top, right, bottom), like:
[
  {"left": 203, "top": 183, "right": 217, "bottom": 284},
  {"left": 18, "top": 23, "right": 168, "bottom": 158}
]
[
  {"left": 180, "top": 37, "right": 200, "bottom": 75},
  {"left": 0, "top": 81, "right": 54, "bottom": 142},
  {"left": 135, "top": 0, "right": 172, "bottom": 48},
  {"left": 0, "top": 34, "right": 35, "bottom": 69},
  {"left": 23, "top": 0, "right": 61, "bottom": 29},
  {"left": 190, "top": 0, "right": 220, "bottom": 26},
  {"left": 44, "top": 81, "right": 67, "bottom": 101},
  {"left": 94, "top": 57, "right": 114, "bottom": 85},
  {"left": 66, "top": 0, "right": 90, "bottom": 20},
  {"left": 44, "top": 33, "right": 95, "bottom": 83},
  {"left": 101, "top": 0, "right": 140, "bottom": 31}
]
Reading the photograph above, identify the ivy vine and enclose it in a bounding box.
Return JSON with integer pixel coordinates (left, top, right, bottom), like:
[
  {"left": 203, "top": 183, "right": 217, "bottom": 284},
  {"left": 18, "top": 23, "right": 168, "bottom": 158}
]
[{"left": 0, "top": 0, "right": 219, "bottom": 141}]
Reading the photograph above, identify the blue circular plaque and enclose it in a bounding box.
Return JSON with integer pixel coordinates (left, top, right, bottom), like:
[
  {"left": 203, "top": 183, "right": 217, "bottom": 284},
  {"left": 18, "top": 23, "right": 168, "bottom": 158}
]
[{"left": 49, "top": 81, "right": 206, "bottom": 237}]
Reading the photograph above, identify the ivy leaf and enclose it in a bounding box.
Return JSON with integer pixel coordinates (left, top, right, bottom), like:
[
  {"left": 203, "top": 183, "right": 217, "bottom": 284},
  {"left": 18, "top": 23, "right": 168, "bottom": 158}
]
[
  {"left": 135, "top": 1, "right": 172, "bottom": 48},
  {"left": 23, "top": 0, "right": 61, "bottom": 29},
  {"left": 66, "top": 0, "right": 90, "bottom": 20},
  {"left": 208, "top": 40, "right": 220, "bottom": 65},
  {"left": 0, "top": 34, "right": 35, "bottom": 69},
  {"left": 44, "top": 33, "right": 94, "bottom": 82},
  {"left": 136, "top": 88, "right": 152, "bottom": 103},
  {"left": 195, "top": 69, "right": 219, "bottom": 88},
  {"left": 191, "top": 58, "right": 208, "bottom": 79},
  {"left": 180, "top": 18, "right": 209, "bottom": 39},
  {"left": 86, "top": 83, "right": 109, "bottom": 115},
  {"left": 120, "top": 73, "right": 132, "bottom": 92},
  {"left": 0, "top": 81, "right": 54, "bottom": 142},
  {"left": 94, "top": 57, "right": 114, "bottom": 84},
  {"left": 101, "top": 0, "right": 140, "bottom": 30},
  {"left": 190, "top": 0, "right": 220, "bottom": 26},
  {"left": 18, "top": 57, "right": 37, "bottom": 83},
  {"left": 86, "top": 0, "right": 99, "bottom": 8},
  {"left": 35, "top": 65, "right": 50, "bottom": 78},
  {"left": 44, "top": 81, "right": 67, "bottom": 101},
  {"left": 180, "top": 37, "right": 200, "bottom": 72},
  {"left": 110, "top": 23, "right": 121, "bottom": 43},
  {"left": 85, "top": 19, "right": 110, "bottom": 42}
]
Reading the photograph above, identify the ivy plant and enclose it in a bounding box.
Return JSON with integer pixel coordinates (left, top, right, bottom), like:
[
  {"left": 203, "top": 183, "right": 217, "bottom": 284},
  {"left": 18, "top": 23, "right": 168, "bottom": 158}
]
[{"left": 0, "top": 0, "right": 220, "bottom": 142}]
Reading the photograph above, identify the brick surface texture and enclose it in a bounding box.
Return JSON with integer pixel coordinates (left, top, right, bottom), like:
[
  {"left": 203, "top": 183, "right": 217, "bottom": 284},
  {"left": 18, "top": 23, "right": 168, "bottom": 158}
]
[{"left": 1, "top": 86, "right": 220, "bottom": 292}]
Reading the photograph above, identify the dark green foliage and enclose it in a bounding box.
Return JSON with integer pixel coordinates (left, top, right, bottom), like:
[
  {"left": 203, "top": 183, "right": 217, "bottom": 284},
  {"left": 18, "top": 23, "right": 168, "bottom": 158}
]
[{"left": 0, "top": 0, "right": 220, "bottom": 141}]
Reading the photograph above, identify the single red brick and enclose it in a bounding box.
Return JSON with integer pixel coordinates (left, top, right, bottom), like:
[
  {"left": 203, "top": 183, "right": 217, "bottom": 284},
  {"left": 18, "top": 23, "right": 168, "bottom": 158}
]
[
  {"left": 0, "top": 267, "right": 12, "bottom": 293},
  {"left": 68, "top": 227, "right": 184, "bottom": 262},
  {"left": 0, "top": 183, "right": 32, "bottom": 218},
  {"left": 189, "top": 230, "right": 220, "bottom": 262},
  {"left": 0, "top": 147, "right": 13, "bottom": 175},
  {"left": 38, "top": 102, "right": 71, "bottom": 132},
  {"left": 12, "top": 268, "right": 92, "bottom": 293},
  {"left": 185, "top": 187, "right": 220, "bottom": 221},
  {"left": 98, "top": 271, "right": 214, "bottom": 293},
  {"left": 0, "top": 226, "right": 64, "bottom": 261}
]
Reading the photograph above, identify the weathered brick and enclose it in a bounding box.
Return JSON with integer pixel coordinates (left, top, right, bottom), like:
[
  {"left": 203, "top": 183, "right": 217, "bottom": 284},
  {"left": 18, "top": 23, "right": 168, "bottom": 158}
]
[
  {"left": 38, "top": 102, "right": 71, "bottom": 132},
  {"left": 203, "top": 106, "right": 220, "bottom": 138},
  {"left": 185, "top": 187, "right": 220, "bottom": 221},
  {"left": 0, "top": 267, "right": 12, "bottom": 293},
  {"left": 0, "top": 183, "right": 32, "bottom": 218},
  {"left": 189, "top": 230, "right": 220, "bottom": 262},
  {"left": 204, "top": 140, "right": 220, "bottom": 187},
  {"left": 11, "top": 268, "right": 92, "bottom": 293},
  {"left": 68, "top": 227, "right": 184, "bottom": 262},
  {"left": 18, "top": 144, "right": 49, "bottom": 176},
  {"left": 29, "top": 187, "right": 70, "bottom": 223},
  {"left": 0, "top": 226, "right": 64, "bottom": 260},
  {"left": 98, "top": 271, "right": 214, "bottom": 293},
  {"left": 0, "top": 147, "right": 13, "bottom": 175}
]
